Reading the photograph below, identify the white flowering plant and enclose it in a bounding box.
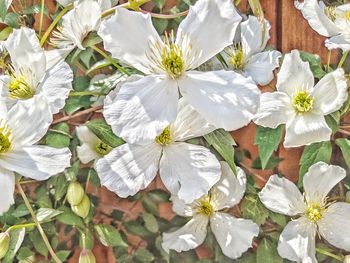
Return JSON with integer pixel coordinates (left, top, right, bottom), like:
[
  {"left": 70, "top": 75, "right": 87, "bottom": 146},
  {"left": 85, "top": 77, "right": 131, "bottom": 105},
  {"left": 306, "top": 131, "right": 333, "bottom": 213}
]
[{"left": 0, "top": 0, "right": 349, "bottom": 262}]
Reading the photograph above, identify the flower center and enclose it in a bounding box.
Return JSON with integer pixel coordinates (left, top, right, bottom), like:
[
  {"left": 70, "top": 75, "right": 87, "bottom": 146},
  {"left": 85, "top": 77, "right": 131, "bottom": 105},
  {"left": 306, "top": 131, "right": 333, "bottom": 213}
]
[
  {"left": 228, "top": 44, "right": 245, "bottom": 71},
  {"left": 95, "top": 141, "right": 112, "bottom": 156},
  {"left": 306, "top": 203, "right": 323, "bottom": 222},
  {"left": 197, "top": 198, "right": 215, "bottom": 217},
  {"left": 0, "top": 120, "right": 12, "bottom": 154},
  {"left": 292, "top": 91, "right": 314, "bottom": 114},
  {"left": 155, "top": 126, "right": 173, "bottom": 146},
  {"left": 324, "top": 6, "right": 336, "bottom": 22},
  {"left": 8, "top": 75, "right": 35, "bottom": 100}
]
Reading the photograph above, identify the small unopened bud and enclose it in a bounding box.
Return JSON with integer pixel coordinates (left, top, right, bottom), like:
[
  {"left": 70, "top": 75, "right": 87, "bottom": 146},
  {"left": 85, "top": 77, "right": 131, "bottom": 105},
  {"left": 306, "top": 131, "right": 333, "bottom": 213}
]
[
  {"left": 0, "top": 232, "right": 10, "bottom": 259},
  {"left": 346, "top": 191, "right": 350, "bottom": 204},
  {"left": 344, "top": 255, "right": 350, "bottom": 263},
  {"left": 79, "top": 249, "right": 96, "bottom": 263},
  {"left": 71, "top": 194, "right": 90, "bottom": 218},
  {"left": 67, "top": 181, "right": 85, "bottom": 206}
]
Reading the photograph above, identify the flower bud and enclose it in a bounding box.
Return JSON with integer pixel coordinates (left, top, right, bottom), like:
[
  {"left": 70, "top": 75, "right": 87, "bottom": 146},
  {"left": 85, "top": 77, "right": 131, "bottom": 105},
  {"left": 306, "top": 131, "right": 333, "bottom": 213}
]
[
  {"left": 71, "top": 194, "right": 90, "bottom": 218},
  {"left": 0, "top": 232, "right": 10, "bottom": 259},
  {"left": 67, "top": 181, "right": 85, "bottom": 206},
  {"left": 79, "top": 249, "right": 96, "bottom": 263}
]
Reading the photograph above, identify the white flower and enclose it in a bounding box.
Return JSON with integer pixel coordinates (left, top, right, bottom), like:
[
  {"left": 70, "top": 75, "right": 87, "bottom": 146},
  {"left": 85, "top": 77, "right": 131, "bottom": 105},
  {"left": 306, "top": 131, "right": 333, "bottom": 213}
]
[
  {"left": 96, "top": 98, "right": 221, "bottom": 203},
  {"left": 254, "top": 50, "right": 348, "bottom": 147},
  {"left": 76, "top": 126, "right": 112, "bottom": 164},
  {"left": 217, "top": 16, "right": 281, "bottom": 85},
  {"left": 98, "top": 0, "right": 261, "bottom": 144},
  {"left": 0, "top": 97, "right": 71, "bottom": 215},
  {"left": 162, "top": 162, "right": 259, "bottom": 259},
  {"left": 259, "top": 162, "right": 350, "bottom": 262},
  {"left": 295, "top": 0, "right": 350, "bottom": 51},
  {"left": 5, "top": 0, "right": 12, "bottom": 9},
  {"left": 0, "top": 27, "right": 73, "bottom": 115}
]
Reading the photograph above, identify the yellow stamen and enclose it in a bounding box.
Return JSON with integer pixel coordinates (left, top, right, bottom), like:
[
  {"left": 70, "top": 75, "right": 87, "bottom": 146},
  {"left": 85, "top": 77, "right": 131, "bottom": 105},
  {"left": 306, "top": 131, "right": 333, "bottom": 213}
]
[
  {"left": 228, "top": 43, "right": 245, "bottom": 71},
  {"left": 324, "top": 6, "right": 336, "bottom": 22},
  {"left": 196, "top": 197, "right": 215, "bottom": 217},
  {"left": 155, "top": 126, "right": 173, "bottom": 146},
  {"left": 306, "top": 203, "right": 324, "bottom": 222},
  {"left": 292, "top": 91, "right": 314, "bottom": 114},
  {"left": 8, "top": 75, "right": 35, "bottom": 100},
  {"left": 95, "top": 141, "right": 112, "bottom": 156},
  {"left": 161, "top": 31, "right": 184, "bottom": 79},
  {"left": 0, "top": 120, "right": 12, "bottom": 154}
]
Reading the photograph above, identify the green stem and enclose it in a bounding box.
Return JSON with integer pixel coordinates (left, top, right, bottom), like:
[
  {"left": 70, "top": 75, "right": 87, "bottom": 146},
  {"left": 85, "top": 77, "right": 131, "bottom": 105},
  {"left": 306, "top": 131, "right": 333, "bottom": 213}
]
[
  {"left": 7, "top": 223, "right": 36, "bottom": 232},
  {"left": 48, "top": 128, "right": 73, "bottom": 138},
  {"left": 17, "top": 182, "right": 62, "bottom": 263},
  {"left": 326, "top": 50, "right": 331, "bottom": 72},
  {"left": 38, "top": 0, "right": 45, "bottom": 36},
  {"left": 338, "top": 51, "right": 348, "bottom": 68},
  {"left": 69, "top": 91, "right": 106, "bottom": 97},
  {"left": 91, "top": 45, "right": 130, "bottom": 76},
  {"left": 316, "top": 248, "right": 343, "bottom": 261},
  {"left": 40, "top": 3, "right": 73, "bottom": 47},
  {"left": 19, "top": 180, "right": 38, "bottom": 185},
  {"left": 138, "top": 9, "right": 189, "bottom": 19}
]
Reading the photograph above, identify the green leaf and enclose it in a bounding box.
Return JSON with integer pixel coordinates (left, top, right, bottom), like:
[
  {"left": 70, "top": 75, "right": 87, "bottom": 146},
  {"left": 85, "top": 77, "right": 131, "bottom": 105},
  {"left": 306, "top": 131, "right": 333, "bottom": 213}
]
[
  {"left": 64, "top": 96, "right": 92, "bottom": 115},
  {"left": 56, "top": 206, "right": 85, "bottom": 228},
  {"left": 325, "top": 111, "right": 340, "bottom": 133},
  {"left": 16, "top": 247, "right": 34, "bottom": 261},
  {"left": 257, "top": 238, "right": 283, "bottom": 263},
  {"left": 94, "top": 224, "right": 127, "bottom": 247},
  {"left": 142, "top": 213, "right": 159, "bottom": 233},
  {"left": 204, "top": 129, "right": 237, "bottom": 174},
  {"left": 46, "top": 123, "right": 71, "bottom": 148},
  {"left": 0, "top": 26, "right": 12, "bottom": 41},
  {"left": 12, "top": 204, "right": 30, "bottom": 218},
  {"left": 142, "top": 195, "right": 159, "bottom": 216},
  {"left": 152, "top": 17, "right": 168, "bottom": 34},
  {"left": 3, "top": 228, "right": 25, "bottom": 263},
  {"left": 36, "top": 208, "right": 63, "bottom": 222},
  {"left": 82, "top": 31, "right": 102, "bottom": 48},
  {"left": 254, "top": 125, "right": 283, "bottom": 170},
  {"left": 0, "top": 0, "right": 7, "bottom": 21},
  {"left": 56, "top": 250, "right": 71, "bottom": 261},
  {"left": 36, "top": 186, "right": 52, "bottom": 208},
  {"left": 23, "top": 5, "right": 48, "bottom": 15},
  {"left": 269, "top": 211, "right": 287, "bottom": 227},
  {"left": 299, "top": 141, "right": 332, "bottom": 184},
  {"left": 241, "top": 195, "right": 269, "bottom": 225},
  {"left": 336, "top": 138, "right": 350, "bottom": 169},
  {"left": 30, "top": 230, "right": 48, "bottom": 257},
  {"left": 86, "top": 119, "right": 125, "bottom": 147},
  {"left": 73, "top": 76, "right": 91, "bottom": 92},
  {"left": 133, "top": 248, "right": 155, "bottom": 263},
  {"left": 299, "top": 51, "right": 327, "bottom": 79}
]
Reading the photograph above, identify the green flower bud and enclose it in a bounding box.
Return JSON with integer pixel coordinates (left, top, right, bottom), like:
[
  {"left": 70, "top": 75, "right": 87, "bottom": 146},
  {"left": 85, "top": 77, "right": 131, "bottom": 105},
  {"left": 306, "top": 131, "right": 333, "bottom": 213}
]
[
  {"left": 67, "top": 181, "right": 85, "bottom": 206},
  {"left": 0, "top": 232, "right": 10, "bottom": 259},
  {"left": 79, "top": 249, "right": 96, "bottom": 263},
  {"left": 72, "top": 194, "right": 90, "bottom": 218}
]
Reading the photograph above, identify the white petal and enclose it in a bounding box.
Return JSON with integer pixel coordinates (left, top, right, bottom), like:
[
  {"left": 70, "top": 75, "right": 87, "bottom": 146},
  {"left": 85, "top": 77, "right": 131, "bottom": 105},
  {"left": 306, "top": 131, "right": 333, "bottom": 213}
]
[
  {"left": 45, "top": 48, "right": 74, "bottom": 69},
  {"left": 0, "top": 146, "right": 71, "bottom": 180},
  {"left": 0, "top": 168, "right": 15, "bottom": 215},
  {"left": 56, "top": 0, "right": 74, "bottom": 7},
  {"left": 98, "top": 7, "right": 162, "bottom": 74},
  {"left": 241, "top": 16, "right": 271, "bottom": 57},
  {"left": 0, "top": 77, "right": 9, "bottom": 120},
  {"left": 37, "top": 60, "right": 73, "bottom": 114},
  {"left": 318, "top": 202, "right": 350, "bottom": 251},
  {"left": 171, "top": 98, "right": 216, "bottom": 141},
  {"left": 176, "top": 0, "right": 241, "bottom": 69},
  {"left": 5, "top": 0, "right": 12, "bottom": 9},
  {"left": 97, "top": 0, "right": 111, "bottom": 11},
  {"left": 253, "top": 92, "right": 294, "bottom": 129},
  {"left": 103, "top": 75, "right": 178, "bottom": 144},
  {"left": 4, "top": 27, "right": 46, "bottom": 85},
  {"left": 259, "top": 175, "right": 306, "bottom": 216},
  {"left": 211, "top": 162, "right": 246, "bottom": 210},
  {"left": 210, "top": 212, "right": 259, "bottom": 259},
  {"left": 277, "top": 217, "right": 317, "bottom": 263},
  {"left": 77, "top": 144, "right": 100, "bottom": 164},
  {"left": 295, "top": 0, "right": 340, "bottom": 37},
  {"left": 312, "top": 68, "right": 348, "bottom": 115},
  {"left": 303, "top": 162, "right": 346, "bottom": 204},
  {"left": 170, "top": 195, "right": 193, "bottom": 217},
  {"left": 160, "top": 142, "right": 221, "bottom": 203},
  {"left": 277, "top": 50, "right": 314, "bottom": 96},
  {"left": 95, "top": 143, "right": 162, "bottom": 198},
  {"left": 180, "top": 70, "right": 260, "bottom": 131},
  {"left": 7, "top": 95, "right": 52, "bottom": 146},
  {"left": 244, "top": 50, "right": 282, "bottom": 85},
  {"left": 284, "top": 113, "right": 331, "bottom": 147},
  {"left": 76, "top": 126, "right": 100, "bottom": 145},
  {"left": 162, "top": 216, "right": 208, "bottom": 253},
  {"left": 325, "top": 33, "right": 350, "bottom": 52}
]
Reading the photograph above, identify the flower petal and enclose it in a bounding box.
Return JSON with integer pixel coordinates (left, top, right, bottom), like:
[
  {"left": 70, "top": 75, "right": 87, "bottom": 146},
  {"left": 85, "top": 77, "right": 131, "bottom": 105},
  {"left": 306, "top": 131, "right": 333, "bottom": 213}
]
[
  {"left": 277, "top": 217, "right": 317, "bottom": 263},
  {"left": 284, "top": 113, "right": 331, "bottom": 147},
  {"left": 253, "top": 92, "right": 294, "bottom": 129},
  {"left": 0, "top": 146, "right": 71, "bottom": 180},
  {"left": 171, "top": 98, "right": 216, "bottom": 141},
  {"left": 210, "top": 212, "right": 259, "bottom": 259},
  {"left": 103, "top": 75, "right": 179, "bottom": 144},
  {"left": 95, "top": 143, "right": 162, "bottom": 198},
  {"left": 77, "top": 143, "right": 100, "bottom": 164},
  {"left": 176, "top": 0, "right": 241, "bottom": 69},
  {"left": 318, "top": 202, "right": 350, "bottom": 251},
  {"left": 325, "top": 33, "right": 350, "bottom": 52},
  {"left": 211, "top": 162, "right": 246, "bottom": 210},
  {"left": 98, "top": 7, "right": 162, "bottom": 74},
  {"left": 160, "top": 142, "right": 221, "bottom": 203},
  {"left": 259, "top": 175, "right": 306, "bottom": 216},
  {"left": 170, "top": 195, "right": 193, "bottom": 217},
  {"left": 76, "top": 126, "right": 100, "bottom": 145},
  {"left": 244, "top": 50, "right": 282, "bottom": 85},
  {"left": 180, "top": 70, "right": 260, "bottom": 131},
  {"left": 0, "top": 168, "right": 15, "bottom": 215},
  {"left": 303, "top": 162, "right": 346, "bottom": 204},
  {"left": 76, "top": 125, "right": 101, "bottom": 164},
  {"left": 162, "top": 215, "right": 208, "bottom": 253},
  {"left": 276, "top": 50, "right": 314, "bottom": 96}
]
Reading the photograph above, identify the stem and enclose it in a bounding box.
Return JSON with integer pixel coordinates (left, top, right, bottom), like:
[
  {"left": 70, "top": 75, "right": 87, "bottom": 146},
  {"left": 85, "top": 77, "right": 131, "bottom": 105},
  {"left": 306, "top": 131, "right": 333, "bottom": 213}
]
[
  {"left": 316, "top": 248, "right": 343, "bottom": 261},
  {"left": 91, "top": 45, "right": 130, "bottom": 76},
  {"left": 48, "top": 128, "right": 73, "bottom": 138},
  {"left": 69, "top": 91, "right": 106, "bottom": 97},
  {"left": 40, "top": 3, "right": 73, "bottom": 47},
  {"left": 338, "top": 51, "right": 348, "bottom": 68},
  {"left": 339, "top": 128, "right": 350, "bottom": 136},
  {"left": 326, "top": 50, "right": 331, "bottom": 71},
  {"left": 17, "top": 182, "right": 62, "bottom": 263},
  {"left": 101, "top": 3, "right": 128, "bottom": 18},
  {"left": 139, "top": 9, "right": 189, "bottom": 19},
  {"left": 52, "top": 105, "right": 103, "bottom": 125},
  {"left": 19, "top": 180, "right": 38, "bottom": 185},
  {"left": 38, "top": 0, "right": 45, "bottom": 36},
  {"left": 7, "top": 223, "right": 36, "bottom": 232}
]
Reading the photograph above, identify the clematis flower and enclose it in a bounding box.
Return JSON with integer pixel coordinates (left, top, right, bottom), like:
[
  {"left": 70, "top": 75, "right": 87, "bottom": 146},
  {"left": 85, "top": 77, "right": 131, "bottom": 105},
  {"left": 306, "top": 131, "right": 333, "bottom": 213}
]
[
  {"left": 216, "top": 16, "right": 281, "bottom": 85},
  {"left": 98, "top": 0, "right": 261, "bottom": 144},
  {"left": 0, "top": 97, "right": 71, "bottom": 214},
  {"left": 0, "top": 27, "right": 73, "bottom": 115},
  {"left": 254, "top": 50, "right": 348, "bottom": 147},
  {"left": 96, "top": 98, "right": 221, "bottom": 203},
  {"left": 259, "top": 162, "right": 350, "bottom": 262},
  {"left": 162, "top": 162, "right": 259, "bottom": 259},
  {"left": 295, "top": 0, "right": 350, "bottom": 51}
]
